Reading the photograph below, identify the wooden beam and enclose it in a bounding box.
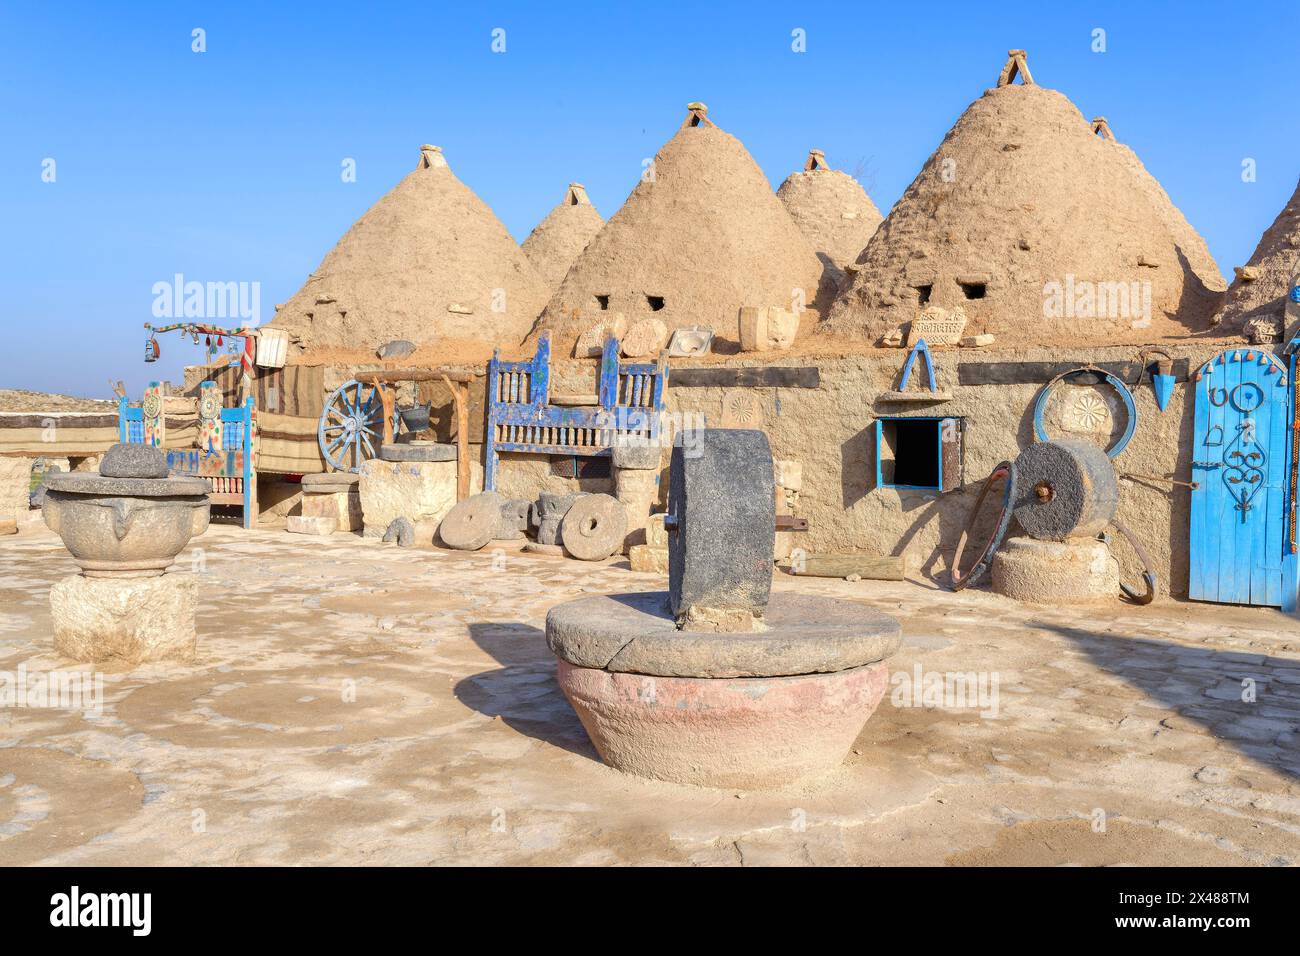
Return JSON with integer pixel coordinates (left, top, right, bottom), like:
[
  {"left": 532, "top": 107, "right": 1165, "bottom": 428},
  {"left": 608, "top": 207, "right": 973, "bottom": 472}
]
[
  {"left": 669, "top": 366, "right": 820, "bottom": 389},
  {"left": 369, "top": 369, "right": 477, "bottom": 384},
  {"left": 788, "top": 553, "right": 907, "bottom": 580},
  {"left": 956, "top": 359, "right": 1191, "bottom": 387}
]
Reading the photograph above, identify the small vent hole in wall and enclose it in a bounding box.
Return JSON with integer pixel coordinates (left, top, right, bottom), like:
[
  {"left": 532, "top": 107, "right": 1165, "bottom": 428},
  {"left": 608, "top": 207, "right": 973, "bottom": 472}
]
[
  {"left": 915, "top": 284, "right": 932, "bottom": 305},
  {"left": 646, "top": 295, "right": 665, "bottom": 311},
  {"left": 595, "top": 294, "right": 610, "bottom": 311},
  {"left": 959, "top": 281, "right": 986, "bottom": 300}
]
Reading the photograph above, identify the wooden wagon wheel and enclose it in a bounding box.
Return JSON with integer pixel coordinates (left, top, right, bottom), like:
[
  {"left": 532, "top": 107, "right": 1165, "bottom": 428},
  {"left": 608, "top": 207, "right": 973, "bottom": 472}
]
[{"left": 318, "top": 379, "right": 388, "bottom": 473}]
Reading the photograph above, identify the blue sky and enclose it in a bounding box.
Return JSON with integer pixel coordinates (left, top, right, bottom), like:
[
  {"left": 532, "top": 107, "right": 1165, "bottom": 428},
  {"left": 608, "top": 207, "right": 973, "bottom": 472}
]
[{"left": 2, "top": 1, "right": 1297, "bottom": 396}]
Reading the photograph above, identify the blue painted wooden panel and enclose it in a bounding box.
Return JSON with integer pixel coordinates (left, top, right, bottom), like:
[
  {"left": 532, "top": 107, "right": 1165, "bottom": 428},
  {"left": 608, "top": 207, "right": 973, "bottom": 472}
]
[
  {"left": 1285, "top": 353, "right": 1299, "bottom": 614},
  {"left": 484, "top": 332, "right": 670, "bottom": 492},
  {"left": 1189, "top": 349, "right": 1289, "bottom": 606}
]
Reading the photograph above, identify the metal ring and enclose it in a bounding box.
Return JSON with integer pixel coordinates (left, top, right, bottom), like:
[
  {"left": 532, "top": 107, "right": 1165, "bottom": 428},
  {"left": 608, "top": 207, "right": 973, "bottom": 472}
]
[
  {"left": 1032, "top": 366, "right": 1138, "bottom": 458},
  {"left": 950, "top": 461, "right": 1015, "bottom": 591},
  {"left": 1109, "top": 518, "right": 1157, "bottom": 605},
  {"left": 1229, "top": 382, "right": 1263, "bottom": 413}
]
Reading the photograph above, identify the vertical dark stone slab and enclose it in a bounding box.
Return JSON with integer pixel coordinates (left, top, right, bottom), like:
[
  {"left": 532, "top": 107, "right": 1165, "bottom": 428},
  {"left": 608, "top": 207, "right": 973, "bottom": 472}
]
[{"left": 668, "top": 429, "right": 775, "bottom": 622}]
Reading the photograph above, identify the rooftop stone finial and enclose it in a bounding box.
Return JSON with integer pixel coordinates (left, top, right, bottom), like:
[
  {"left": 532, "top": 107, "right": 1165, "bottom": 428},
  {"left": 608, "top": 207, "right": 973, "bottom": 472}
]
[
  {"left": 997, "top": 49, "right": 1034, "bottom": 87},
  {"left": 566, "top": 183, "right": 592, "bottom": 205},
  {"left": 805, "top": 149, "right": 828, "bottom": 172},
  {"left": 682, "top": 102, "right": 713, "bottom": 128},
  {"left": 418, "top": 144, "right": 447, "bottom": 169}
]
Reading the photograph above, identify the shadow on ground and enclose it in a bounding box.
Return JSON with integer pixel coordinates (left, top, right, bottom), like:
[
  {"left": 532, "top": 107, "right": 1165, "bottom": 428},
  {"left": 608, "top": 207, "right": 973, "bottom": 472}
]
[
  {"left": 1044, "top": 622, "right": 1300, "bottom": 780},
  {"left": 454, "top": 621, "right": 598, "bottom": 761}
]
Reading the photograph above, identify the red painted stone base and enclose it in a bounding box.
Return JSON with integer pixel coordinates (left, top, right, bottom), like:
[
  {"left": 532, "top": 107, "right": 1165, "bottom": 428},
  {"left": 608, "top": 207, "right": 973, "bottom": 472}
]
[{"left": 556, "top": 659, "right": 890, "bottom": 789}]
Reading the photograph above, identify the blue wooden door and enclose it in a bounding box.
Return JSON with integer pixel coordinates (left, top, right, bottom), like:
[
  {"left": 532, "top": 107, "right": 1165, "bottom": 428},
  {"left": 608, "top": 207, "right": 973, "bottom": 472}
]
[{"left": 1189, "top": 349, "right": 1291, "bottom": 606}]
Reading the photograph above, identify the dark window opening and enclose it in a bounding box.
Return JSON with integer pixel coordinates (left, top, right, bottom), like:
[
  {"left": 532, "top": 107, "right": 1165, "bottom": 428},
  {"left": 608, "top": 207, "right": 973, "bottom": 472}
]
[
  {"left": 878, "top": 418, "right": 942, "bottom": 489},
  {"left": 550, "top": 456, "right": 612, "bottom": 480},
  {"left": 915, "top": 284, "right": 932, "bottom": 305},
  {"left": 646, "top": 295, "right": 665, "bottom": 311},
  {"left": 595, "top": 294, "right": 610, "bottom": 311},
  {"left": 959, "top": 281, "right": 986, "bottom": 300}
]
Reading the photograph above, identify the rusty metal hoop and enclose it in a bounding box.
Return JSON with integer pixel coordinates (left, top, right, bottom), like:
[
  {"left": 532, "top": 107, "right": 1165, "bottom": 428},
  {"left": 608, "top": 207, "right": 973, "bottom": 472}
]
[
  {"left": 1108, "top": 519, "right": 1158, "bottom": 605},
  {"left": 950, "top": 460, "right": 1016, "bottom": 591}
]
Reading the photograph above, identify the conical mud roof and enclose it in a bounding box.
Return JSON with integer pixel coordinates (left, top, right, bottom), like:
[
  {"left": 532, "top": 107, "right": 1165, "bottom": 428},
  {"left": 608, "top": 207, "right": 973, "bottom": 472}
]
[
  {"left": 1216, "top": 175, "right": 1300, "bottom": 333},
  {"left": 271, "top": 145, "right": 549, "bottom": 352},
  {"left": 532, "top": 104, "right": 836, "bottom": 351},
  {"left": 521, "top": 183, "right": 605, "bottom": 294},
  {"left": 777, "top": 150, "right": 883, "bottom": 270},
  {"left": 1096, "top": 116, "right": 1225, "bottom": 296},
  {"left": 822, "top": 53, "right": 1225, "bottom": 347}
]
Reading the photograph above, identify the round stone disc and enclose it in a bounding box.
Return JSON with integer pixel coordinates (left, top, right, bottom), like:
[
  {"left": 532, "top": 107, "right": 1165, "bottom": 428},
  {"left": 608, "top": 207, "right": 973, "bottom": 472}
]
[
  {"left": 1012, "top": 439, "right": 1118, "bottom": 541},
  {"left": 438, "top": 492, "right": 502, "bottom": 550},
  {"left": 561, "top": 493, "right": 627, "bottom": 561},
  {"left": 547, "top": 591, "right": 902, "bottom": 678}
]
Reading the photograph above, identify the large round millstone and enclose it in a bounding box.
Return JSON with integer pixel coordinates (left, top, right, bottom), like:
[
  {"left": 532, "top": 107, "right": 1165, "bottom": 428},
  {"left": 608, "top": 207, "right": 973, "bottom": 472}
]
[
  {"left": 560, "top": 493, "right": 627, "bottom": 561},
  {"left": 546, "top": 590, "right": 902, "bottom": 678},
  {"left": 668, "top": 429, "right": 774, "bottom": 622},
  {"left": 438, "top": 492, "right": 502, "bottom": 550},
  {"left": 1012, "top": 439, "right": 1118, "bottom": 541}
]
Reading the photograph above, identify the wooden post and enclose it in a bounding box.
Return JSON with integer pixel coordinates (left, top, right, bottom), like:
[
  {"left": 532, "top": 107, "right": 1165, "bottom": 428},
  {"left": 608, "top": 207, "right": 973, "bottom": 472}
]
[{"left": 443, "top": 374, "right": 470, "bottom": 502}]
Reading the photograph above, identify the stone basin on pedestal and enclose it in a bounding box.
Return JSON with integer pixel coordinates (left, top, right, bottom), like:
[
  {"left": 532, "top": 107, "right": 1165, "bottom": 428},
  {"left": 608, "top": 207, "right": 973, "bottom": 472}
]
[
  {"left": 546, "top": 430, "right": 902, "bottom": 790},
  {"left": 41, "top": 444, "right": 209, "bottom": 663},
  {"left": 42, "top": 444, "right": 210, "bottom": 577}
]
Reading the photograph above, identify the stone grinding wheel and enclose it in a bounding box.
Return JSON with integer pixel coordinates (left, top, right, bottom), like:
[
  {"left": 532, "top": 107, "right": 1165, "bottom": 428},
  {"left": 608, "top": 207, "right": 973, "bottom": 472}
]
[
  {"left": 668, "top": 429, "right": 775, "bottom": 619},
  {"left": 560, "top": 494, "right": 627, "bottom": 561},
  {"left": 1012, "top": 439, "right": 1119, "bottom": 541},
  {"left": 439, "top": 491, "right": 503, "bottom": 550}
]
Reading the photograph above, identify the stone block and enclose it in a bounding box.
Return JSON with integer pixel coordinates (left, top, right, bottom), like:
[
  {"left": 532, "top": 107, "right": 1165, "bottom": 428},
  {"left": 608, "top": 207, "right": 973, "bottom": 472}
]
[
  {"left": 991, "top": 536, "right": 1120, "bottom": 605},
  {"left": 301, "top": 487, "right": 362, "bottom": 530},
  {"left": 50, "top": 572, "right": 197, "bottom": 663},
  {"left": 628, "top": 544, "right": 669, "bottom": 574},
  {"left": 907, "top": 305, "right": 967, "bottom": 346},
  {"left": 574, "top": 314, "right": 628, "bottom": 357},
  {"left": 668, "top": 429, "right": 775, "bottom": 629},
  {"left": 621, "top": 318, "right": 668, "bottom": 358},
  {"left": 0, "top": 457, "right": 33, "bottom": 524},
  {"left": 738, "top": 306, "right": 799, "bottom": 352},
  {"left": 287, "top": 515, "right": 338, "bottom": 536},
  {"left": 645, "top": 513, "right": 668, "bottom": 548},
  {"left": 611, "top": 443, "right": 663, "bottom": 471},
  {"left": 774, "top": 459, "right": 802, "bottom": 492},
  {"left": 359, "top": 458, "right": 457, "bottom": 538}
]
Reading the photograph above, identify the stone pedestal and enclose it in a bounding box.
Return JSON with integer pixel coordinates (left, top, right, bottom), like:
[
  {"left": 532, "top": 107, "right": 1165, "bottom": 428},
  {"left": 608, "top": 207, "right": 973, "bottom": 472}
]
[
  {"left": 359, "top": 458, "right": 457, "bottom": 538},
  {"left": 628, "top": 544, "right": 669, "bottom": 574},
  {"left": 614, "top": 467, "right": 659, "bottom": 551},
  {"left": 50, "top": 572, "right": 197, "bottom": 663},
  {"left": 0, "top": 456, "right": 33, "bottom": 525},
  {"left": 991, "top": 536, "right": 1119, "bottom": 604},
  {"left": 558, "top": 659, "right": 890, "bottom": 789},
  {"left": 295, "top": 472, "right": 361, "bottom": 534}
]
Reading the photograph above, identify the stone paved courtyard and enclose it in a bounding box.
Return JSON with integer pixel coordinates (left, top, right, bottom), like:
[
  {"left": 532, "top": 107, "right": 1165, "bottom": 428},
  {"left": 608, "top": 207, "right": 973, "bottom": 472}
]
[{"left": 2, "top": 522, "right": 1299, "bottom": 866}]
